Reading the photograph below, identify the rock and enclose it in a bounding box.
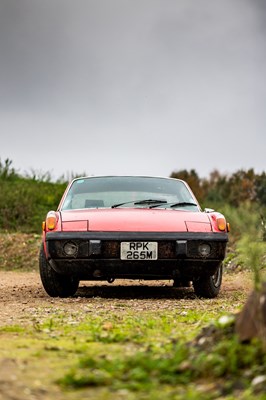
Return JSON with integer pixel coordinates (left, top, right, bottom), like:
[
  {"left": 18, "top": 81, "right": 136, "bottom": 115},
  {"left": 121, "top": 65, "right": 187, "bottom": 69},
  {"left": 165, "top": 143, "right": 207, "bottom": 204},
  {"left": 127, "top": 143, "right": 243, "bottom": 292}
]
[
  {"left": 251, "top": 375, "right": 266, "bottom": 387},
  {"left": 235, "top": 282, "right": 266, "bottom": 342},
  {"left": 251, "top": 375, "right": 266, "bottom": 393}
]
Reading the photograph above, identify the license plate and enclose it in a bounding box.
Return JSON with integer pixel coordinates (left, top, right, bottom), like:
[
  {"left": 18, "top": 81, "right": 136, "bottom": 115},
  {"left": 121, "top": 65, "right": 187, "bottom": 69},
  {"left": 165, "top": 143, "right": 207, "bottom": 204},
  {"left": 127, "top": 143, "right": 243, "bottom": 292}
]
[{"left": 120, "top": 242, "right": 158, "bottom": 260}]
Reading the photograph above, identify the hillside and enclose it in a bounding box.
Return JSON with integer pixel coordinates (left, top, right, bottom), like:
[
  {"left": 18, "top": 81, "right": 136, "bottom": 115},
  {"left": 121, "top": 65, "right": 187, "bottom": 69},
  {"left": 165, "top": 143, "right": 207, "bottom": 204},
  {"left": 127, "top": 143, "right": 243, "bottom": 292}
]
[{"left": 0, "top": 232, "right": 41, "bottom": 271}]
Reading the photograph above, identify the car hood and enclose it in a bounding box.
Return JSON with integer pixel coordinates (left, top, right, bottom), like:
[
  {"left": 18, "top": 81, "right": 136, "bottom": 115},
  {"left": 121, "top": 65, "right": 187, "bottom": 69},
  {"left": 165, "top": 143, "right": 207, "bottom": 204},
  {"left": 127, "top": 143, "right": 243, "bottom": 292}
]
[{"left": 59, "top": 208, "right": 213, "bottom": 232}]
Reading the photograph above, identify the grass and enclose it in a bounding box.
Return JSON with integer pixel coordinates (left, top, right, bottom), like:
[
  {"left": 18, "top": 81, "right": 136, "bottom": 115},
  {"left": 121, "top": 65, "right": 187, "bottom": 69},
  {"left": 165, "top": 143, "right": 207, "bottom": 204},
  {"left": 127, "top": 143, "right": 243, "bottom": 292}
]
[
  {"left": 59, "top": 335, "right": 266, "bottom": 395},
  {"left": 0, "top": 232, "right": 265, "bottom": 399},
  {"left": 1, "top": 301, "right": 266, "bottom": 399}
]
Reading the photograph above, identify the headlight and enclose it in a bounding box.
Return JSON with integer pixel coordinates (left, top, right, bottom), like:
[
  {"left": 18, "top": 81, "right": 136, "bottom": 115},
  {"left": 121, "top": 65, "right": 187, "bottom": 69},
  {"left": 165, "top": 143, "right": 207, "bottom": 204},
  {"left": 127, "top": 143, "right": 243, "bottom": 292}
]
[
  {"left": 63, "top": 241, "right": 78, "bottom": 256},
  {"left": 198, "top": 243, "right": 211, "bottom": 257}
]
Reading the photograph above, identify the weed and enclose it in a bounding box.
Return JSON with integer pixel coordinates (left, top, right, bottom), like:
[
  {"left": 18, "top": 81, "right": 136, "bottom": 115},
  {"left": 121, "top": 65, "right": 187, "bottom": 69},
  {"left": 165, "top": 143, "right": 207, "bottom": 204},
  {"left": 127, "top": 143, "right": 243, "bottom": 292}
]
[
  {"left": 1, "top": 299, "right": 266, "bottom": 399},
  {"left": 236, "top": 234, "right": 266, "bottom": 290},
  {"left": 58, "top": 329, "right": 266, "bottom": 398},
  {"left": 0, "top": 325, "right": 25, "bottom": 333}
]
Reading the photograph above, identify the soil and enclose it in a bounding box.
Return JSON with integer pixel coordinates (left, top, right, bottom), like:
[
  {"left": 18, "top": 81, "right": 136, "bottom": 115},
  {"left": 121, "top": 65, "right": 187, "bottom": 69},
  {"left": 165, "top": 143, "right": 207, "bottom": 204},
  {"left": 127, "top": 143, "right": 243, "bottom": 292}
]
[
  {"left": 0, "top": 270, "right": 253, "bottom": 327},
  {"left": 0, "top": 270, "right": 253, "bottom": 400}
]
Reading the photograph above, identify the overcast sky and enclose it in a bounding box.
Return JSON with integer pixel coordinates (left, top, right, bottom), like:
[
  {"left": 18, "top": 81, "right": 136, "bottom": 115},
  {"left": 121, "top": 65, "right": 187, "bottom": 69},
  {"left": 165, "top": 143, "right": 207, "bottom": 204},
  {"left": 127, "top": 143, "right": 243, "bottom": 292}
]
[{"left": 0, "top": 0, "right": 265, "bottom": 181}]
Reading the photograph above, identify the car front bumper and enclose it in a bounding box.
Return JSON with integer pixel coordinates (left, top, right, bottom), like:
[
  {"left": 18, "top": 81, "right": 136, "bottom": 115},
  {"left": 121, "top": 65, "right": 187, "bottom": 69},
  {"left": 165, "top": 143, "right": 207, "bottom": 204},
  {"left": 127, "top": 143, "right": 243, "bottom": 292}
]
[{"left": 45, "top": 231, "right": 228, "bottom": 280}]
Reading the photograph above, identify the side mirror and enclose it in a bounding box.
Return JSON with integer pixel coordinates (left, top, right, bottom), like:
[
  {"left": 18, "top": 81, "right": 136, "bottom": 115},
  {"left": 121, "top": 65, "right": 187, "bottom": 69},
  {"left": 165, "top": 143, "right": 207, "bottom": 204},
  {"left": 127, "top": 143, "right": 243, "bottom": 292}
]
[{"left": 204, "top": 208, "right": 215, "bottom": 213}]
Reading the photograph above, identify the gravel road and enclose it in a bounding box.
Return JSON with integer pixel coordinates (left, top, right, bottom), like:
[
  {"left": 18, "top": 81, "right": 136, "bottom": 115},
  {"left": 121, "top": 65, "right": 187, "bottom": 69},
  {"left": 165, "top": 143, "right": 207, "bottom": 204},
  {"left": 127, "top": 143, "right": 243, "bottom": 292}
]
[{"left": 0, "top": 270, "right": 252, "bottom": 327}]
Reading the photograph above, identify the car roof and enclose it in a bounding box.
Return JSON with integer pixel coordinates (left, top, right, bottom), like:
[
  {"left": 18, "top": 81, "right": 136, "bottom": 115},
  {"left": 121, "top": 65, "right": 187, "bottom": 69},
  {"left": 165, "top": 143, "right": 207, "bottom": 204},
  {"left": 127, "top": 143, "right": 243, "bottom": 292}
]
[{"left": 70, "top": 175, "right": 185, "bottom": 183}]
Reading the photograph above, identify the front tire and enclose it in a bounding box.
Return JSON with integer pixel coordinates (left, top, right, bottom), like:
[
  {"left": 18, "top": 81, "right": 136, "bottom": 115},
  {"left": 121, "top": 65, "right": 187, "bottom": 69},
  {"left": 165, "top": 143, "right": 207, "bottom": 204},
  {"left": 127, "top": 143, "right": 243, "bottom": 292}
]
[
  {"left": 193, "top": 264, "right": 223, "bottom": 298},
  {"left": 39, "top": 245, "right": 79, "bottom": 298}
]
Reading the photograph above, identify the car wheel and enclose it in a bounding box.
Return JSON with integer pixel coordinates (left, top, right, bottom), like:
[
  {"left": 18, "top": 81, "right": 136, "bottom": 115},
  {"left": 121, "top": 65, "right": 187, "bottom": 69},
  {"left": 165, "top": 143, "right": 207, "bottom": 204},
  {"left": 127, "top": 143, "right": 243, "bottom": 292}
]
[
  {"left": 193, "top": 264, "right": 223, "bottom": 298},
  {"left": 39, "top": 245, "right": 79, "bottom": 298}
]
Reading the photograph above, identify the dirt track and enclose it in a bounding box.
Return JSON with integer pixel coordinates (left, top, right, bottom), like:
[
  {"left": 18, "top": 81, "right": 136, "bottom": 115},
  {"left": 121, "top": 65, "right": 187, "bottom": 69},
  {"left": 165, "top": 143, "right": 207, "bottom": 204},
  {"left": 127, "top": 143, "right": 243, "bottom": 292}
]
[
  {"left": 0, "top": 270, "right": 253, "bottom": 327},
  {"left": 0, "top": 270, "right": 254, "bottom": 400}
]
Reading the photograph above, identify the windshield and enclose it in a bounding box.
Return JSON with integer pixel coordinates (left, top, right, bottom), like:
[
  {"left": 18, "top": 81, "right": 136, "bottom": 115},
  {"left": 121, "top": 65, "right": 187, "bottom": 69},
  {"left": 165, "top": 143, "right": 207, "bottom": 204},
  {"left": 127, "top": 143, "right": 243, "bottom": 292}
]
[{"left": 60, "top": 176, "right": 200, "bottom": 211}]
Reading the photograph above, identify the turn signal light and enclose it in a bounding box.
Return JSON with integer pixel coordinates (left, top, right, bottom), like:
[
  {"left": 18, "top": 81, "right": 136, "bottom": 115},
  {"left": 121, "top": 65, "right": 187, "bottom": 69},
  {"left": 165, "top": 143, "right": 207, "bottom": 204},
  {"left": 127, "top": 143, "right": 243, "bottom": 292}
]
[
  {"left": 217, "top": 217, "right": 226, "bottom": 231},
  {"left": 46, "top": 211, "right": 57, "bottom": 230}
]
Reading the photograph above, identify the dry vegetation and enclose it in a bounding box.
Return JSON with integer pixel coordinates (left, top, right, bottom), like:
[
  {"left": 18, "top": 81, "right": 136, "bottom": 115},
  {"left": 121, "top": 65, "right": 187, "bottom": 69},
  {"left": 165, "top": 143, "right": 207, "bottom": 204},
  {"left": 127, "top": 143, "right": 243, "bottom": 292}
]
[{"left": 0, "top": 231, "right": 41, "bottom": 271}]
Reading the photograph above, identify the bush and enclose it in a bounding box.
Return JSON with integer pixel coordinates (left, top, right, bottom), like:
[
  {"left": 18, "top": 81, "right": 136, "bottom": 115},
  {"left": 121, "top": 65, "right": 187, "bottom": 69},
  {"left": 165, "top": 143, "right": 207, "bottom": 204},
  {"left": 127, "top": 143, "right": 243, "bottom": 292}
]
[{"left": 0, "top": 164, "right": 66, "bottom": 232}]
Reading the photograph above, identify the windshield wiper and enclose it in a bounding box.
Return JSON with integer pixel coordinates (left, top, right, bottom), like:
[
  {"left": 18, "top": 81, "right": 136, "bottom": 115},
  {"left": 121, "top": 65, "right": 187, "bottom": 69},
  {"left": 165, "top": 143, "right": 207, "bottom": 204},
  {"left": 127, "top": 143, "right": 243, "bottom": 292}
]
[
  {"left": 149, "top": 201, "right": 198, "bottom": 209},
  {"left": 170, "top": 202, "right": 198, "bottom": 208},
  {"left": 134, "top": 199, "right": 167, "bottom": 205},
  {"left": 111, "top": 199, "right": 167, "bottom": 208}
]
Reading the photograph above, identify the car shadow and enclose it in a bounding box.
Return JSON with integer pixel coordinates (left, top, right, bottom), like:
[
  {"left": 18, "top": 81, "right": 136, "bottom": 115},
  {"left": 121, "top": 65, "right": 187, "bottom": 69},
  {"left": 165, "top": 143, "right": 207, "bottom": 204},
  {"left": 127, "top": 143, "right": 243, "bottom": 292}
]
[{"left": 75, "top": 284, "right": 197, "bottom": 300}]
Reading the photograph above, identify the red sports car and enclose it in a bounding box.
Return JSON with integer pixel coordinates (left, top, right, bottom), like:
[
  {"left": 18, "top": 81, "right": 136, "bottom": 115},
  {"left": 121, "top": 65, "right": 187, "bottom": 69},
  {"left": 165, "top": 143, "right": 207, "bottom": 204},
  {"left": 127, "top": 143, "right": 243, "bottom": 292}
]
[{"left": 40, "top": 176, "right": 229, "bottom": 298}]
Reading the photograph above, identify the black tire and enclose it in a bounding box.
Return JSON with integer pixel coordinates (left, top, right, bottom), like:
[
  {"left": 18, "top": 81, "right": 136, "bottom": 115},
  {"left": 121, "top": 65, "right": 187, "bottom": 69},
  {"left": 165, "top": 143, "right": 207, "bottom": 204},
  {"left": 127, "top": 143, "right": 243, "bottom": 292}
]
[
  {"left": 39, "top": 245, "right": 79, "bottom": 298},
  {"left": 193, "top": 264, "right": 223, "bottom": 298}
]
